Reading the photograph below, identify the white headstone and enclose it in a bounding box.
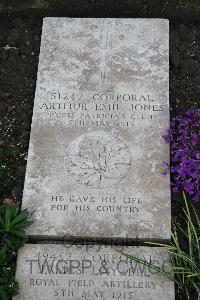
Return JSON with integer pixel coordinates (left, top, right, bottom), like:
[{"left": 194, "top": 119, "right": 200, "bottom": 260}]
[
  {"left": 14, "top": 244, "right": 175, "bottom": 299},
  {"left": 22, "top": 18, "right": 170, "bottom": 240}
]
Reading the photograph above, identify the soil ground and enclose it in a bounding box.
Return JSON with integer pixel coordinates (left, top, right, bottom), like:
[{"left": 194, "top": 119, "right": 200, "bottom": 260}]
[{"left": 0, "top": 6, "right": 200, "bottom": 300}]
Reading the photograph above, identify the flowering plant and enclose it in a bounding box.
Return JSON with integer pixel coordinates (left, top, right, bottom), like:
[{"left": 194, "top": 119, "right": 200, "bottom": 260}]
[{"left": 162, "top": 109, "right": 200, "bottom": 203}]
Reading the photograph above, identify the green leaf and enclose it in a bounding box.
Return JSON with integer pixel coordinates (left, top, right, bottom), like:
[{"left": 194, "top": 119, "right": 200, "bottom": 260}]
[
  {"left": 11, "top": 230, "right": 27, "bottom": 239},
  {"left": 10, "top": 210, "right": 28, "bottom": 227},
  {"left": 118, "top": 192, "right": 200, "bottom": 299}
]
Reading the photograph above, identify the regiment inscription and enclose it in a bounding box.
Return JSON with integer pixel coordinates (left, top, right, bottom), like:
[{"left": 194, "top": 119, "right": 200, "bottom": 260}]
[{"left": 14, "top": 244, "right": 175, "bottom": 300}]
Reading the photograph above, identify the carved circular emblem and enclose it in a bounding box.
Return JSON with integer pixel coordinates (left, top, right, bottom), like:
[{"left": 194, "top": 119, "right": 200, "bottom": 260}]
[{"left": 65, "top": 131, "right": 132, "bottom": 189}]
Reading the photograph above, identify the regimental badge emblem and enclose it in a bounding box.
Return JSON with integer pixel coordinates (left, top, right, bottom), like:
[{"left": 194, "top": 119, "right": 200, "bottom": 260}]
[{"left": 65, "top": 131, "right": 132, "bottom": 189}]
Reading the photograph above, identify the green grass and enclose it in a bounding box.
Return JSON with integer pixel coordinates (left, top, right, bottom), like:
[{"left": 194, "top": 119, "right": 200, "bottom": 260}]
[
  {"left": 118, "top": 192, "right": 200, "bottom": 300},
  {"left": 0, "top": 205, "right": 31, "bottom": 300},
  {"left": 0, "top": 135, "right": 31, "bottom": 299}
]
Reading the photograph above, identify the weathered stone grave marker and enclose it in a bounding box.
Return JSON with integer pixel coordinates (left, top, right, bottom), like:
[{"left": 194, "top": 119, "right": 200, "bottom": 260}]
[
  {"left": 14, "top": 244, "right": 175, "bottom": 299},
  {"left": 22, "top": 17, "right": 170, "bottom": 240},
  {"left": 15, "top": 17, "right": 174, "bottom": 300}
]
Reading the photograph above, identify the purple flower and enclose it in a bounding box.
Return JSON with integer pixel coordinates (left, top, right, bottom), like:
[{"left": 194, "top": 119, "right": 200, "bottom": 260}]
[
  {"left": 161, "top": 170, "right": 168, "bottom": 177},
  {"left": 195, "top": 152, "right": 200, "bottom": 160},
  {"left": 162, "top": 109, "right": 200, "bottom": 203},
  {"left": 162, "top": 161, "right": 168, "bottom": 167},
  {"left": 191, "top": 133, "right": 199, "bottom": 146},
  {"left": 193, "top": 191, "right": 200, "bottom": 203},
  {"left": 172, "top": 185, "right": 179, "bottom": 193},
  {"left": 162, "top": 134, "right": 170, "bottom": 143}
]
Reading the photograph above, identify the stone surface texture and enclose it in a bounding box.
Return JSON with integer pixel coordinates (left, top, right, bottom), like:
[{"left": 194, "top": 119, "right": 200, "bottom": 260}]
[
  {"left": 22, "top": 18, "right": 170, "bottom": 240},
  {"left": 14, "top": 244, "right": 175, "bottom": 300}
]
